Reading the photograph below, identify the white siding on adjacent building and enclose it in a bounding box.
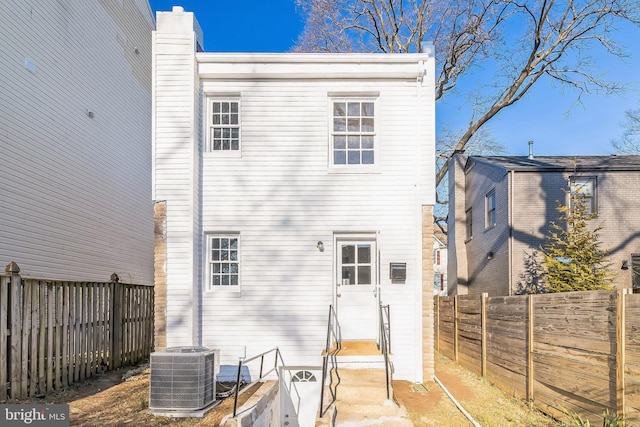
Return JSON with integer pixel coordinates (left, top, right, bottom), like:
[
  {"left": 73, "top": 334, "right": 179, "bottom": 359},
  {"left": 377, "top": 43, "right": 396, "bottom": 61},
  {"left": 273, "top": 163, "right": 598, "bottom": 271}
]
[{"left": 0, "top": 1, "right": 154, "bottom": 283}]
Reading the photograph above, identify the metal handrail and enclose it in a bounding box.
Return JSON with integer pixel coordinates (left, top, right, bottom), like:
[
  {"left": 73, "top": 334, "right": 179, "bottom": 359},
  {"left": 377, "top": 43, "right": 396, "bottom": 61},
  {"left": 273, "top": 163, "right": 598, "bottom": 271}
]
[
  {"left": 379, "top": 304, "right": 393, "bottom": 400},
  {"left": 232, "top": 347, "right": 283, "bottom": 417},
  {"left": 319, "top": 304, "right": 341, "bottom": 417}
]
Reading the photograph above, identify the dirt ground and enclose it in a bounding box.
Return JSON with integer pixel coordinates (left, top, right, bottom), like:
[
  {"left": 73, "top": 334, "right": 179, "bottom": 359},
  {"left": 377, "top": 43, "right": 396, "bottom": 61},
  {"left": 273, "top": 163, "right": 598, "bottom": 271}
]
[
  {"left": 395, "top": 353, "right": 560, "bottom": 426},
  {"left": 20, "top": 353, "right": 560, "bottom": 426}
]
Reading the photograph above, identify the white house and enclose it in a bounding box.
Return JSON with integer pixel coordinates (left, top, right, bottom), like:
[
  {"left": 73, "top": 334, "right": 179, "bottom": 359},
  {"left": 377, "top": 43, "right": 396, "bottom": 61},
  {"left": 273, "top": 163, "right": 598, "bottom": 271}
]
[
  {"left": 0, "top": 1, "right": 155, "bottom": 284},
  {"left": 152, "top": 7, "right": 436, "bottom": 382}
]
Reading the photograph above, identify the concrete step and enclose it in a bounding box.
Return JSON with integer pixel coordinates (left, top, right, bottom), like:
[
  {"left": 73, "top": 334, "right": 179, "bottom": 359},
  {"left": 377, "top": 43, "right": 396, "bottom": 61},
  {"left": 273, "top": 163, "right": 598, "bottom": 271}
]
[{"left": 329, "top": 368, "right": 412, "bottom": 427}]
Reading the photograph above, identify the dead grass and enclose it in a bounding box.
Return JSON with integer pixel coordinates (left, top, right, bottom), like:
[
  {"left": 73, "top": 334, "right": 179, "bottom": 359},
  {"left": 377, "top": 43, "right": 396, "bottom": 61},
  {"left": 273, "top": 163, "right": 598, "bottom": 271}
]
[{"left": 21, "top": 366, "right": 260, "bottom": 427}]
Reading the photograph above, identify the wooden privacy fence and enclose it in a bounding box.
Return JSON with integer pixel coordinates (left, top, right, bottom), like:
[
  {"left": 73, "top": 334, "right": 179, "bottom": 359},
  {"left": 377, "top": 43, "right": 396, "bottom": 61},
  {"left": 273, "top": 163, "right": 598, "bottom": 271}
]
[
  {"left": 0, "top": 262, "right": 154, "bottom": 400},
  {"left": 435, "top": 290, "right": 640, "bottom": 426}
]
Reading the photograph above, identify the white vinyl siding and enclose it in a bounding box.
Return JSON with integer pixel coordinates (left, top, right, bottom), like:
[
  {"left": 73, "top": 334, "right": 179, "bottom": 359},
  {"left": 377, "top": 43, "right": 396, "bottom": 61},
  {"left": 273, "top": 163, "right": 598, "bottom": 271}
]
[
  {"left": 198, "top": 79, "right": 433, "bottom": 380},
  {"left": 0, "top": 1, "right": 154, "bottom": 283}
]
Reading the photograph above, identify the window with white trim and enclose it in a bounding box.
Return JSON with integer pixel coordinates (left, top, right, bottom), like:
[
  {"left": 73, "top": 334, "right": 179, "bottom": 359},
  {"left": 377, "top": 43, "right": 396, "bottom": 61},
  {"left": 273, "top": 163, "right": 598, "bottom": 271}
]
[
  {"left": 485, "top": 189, "right": 496, "bottom": 229},
  {"left": 570, "top": 176, "right": 596, "bottom": 214},
  {"left": 331, "top": 100, "right": 375, "bottom": 166},
  {"left": 207, "top": 235, "right": 239, "bottom": 288},
  {"left": 207, "top": 99, "right": 240, "bottom": 152},
  {"left": 465, "top": 208, "right": 473, "bottom": 240}
]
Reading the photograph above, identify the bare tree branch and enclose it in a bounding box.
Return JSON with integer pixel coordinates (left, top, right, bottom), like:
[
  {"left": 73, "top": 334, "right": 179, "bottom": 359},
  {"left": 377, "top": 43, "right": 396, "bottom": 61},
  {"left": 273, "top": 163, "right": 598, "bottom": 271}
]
[
  {"left": 612, "top": 106, "right": 640, "bottom": 153},
  {"left": 294, "top": 0, "right": 640, "bottom": 230}
]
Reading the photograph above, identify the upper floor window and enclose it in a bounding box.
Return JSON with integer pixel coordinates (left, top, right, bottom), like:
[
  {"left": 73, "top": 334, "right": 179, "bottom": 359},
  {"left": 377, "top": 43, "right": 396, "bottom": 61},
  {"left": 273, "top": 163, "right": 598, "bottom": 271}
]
[
  {"left": 207, "top": 234, "right": 240, "bottom": 289},
  {"left": 207, "top": 99, "right": 240, "bottom": 152},
  {"left": 570, "top": 176, "right": 596, "bottom": 214},
  {"left": 465, "top": 208, "right": 473, "bottom": 240},
  {"left": 632, "top": 254, "right": 640, "bottom": 291},
  {"left": 331, "top": 100, "right": 375, "bottom": 166},
  {"left": 485, "top": 189, "right": 496, "bottom": 229}
]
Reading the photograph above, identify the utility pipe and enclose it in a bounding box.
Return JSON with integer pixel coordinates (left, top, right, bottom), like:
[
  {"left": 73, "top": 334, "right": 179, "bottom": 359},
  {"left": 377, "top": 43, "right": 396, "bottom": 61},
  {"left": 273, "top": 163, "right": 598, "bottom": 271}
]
[{"left": 434, "top": 375, "right": 482, "bottom": 427}]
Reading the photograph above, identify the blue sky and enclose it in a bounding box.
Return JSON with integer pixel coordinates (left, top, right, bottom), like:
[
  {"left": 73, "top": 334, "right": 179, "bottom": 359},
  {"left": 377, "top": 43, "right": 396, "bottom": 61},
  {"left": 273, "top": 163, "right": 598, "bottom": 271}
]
[{"left": 149, "top": 1, "right": 640, "bottom": 157}]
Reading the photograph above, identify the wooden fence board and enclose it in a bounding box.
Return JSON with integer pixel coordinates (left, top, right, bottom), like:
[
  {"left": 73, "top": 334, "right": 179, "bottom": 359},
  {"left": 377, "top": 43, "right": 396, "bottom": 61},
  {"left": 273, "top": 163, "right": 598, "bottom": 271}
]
[
  {"left": 534, "top": 356, "right": 615, "bottom": 405},
  {"left": 534, "top": 379, "right": 607, "bottom": 426},
  {"left": 0, "top": 277, "right": 8, "bottom": 400},
  {"left": 486, "top": 361, "right": 526, "bottom": 398},
  {"left": 28, "top": 282, "right": 38, "bottom": 396},
  {"left": 458, "top": 351, "right": 482, "bottom": 376},
  {"left": 55, "top": 283, "right": 62, "bottom": 391},
  {"left": 20, "top": 279, "right": 31, "bottom": 398}
]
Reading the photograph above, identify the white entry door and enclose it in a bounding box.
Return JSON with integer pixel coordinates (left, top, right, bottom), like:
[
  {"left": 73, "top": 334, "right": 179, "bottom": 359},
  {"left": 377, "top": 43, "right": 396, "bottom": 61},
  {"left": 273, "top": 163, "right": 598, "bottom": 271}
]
[{"left": 336, "top": 238, "right": 378, "bottom": 340}]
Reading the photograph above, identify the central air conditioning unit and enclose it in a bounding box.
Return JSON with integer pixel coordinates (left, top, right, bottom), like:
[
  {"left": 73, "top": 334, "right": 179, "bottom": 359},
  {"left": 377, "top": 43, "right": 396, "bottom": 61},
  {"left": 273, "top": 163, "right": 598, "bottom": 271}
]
[{"left": 149, "top": 346, "right": 220, "bottom": 413}]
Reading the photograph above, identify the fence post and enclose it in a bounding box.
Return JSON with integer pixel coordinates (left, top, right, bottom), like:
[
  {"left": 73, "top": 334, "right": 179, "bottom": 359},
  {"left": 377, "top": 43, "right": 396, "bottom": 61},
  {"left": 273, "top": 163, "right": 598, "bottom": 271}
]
[
  {"left": 481, "top": 293, "right": 487, "bottom": 377},
  {"left": 527, "top": 294, "right": 534, "bottom": 401},
  {"left": 435, "top": 295, "right": 440, "bottom": 353},
  {"left": 616, "top": 288, "right": 628, "bottom": 419},
  {"left": 110, "top": 274, "right": 122, "bottom": 369},
  {"left": 454, "top": 295, "right": 459, "bottom": 362},
  {"left": 6, "top": 261, "right": 23, "bottom": 399}
]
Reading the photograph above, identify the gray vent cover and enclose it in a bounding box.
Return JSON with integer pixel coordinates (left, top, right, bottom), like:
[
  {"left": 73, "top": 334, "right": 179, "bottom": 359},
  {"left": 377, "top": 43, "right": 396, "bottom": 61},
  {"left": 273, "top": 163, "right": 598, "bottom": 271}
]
[{"left": 149, "top": 346, "right": 217, "bottom": 411}]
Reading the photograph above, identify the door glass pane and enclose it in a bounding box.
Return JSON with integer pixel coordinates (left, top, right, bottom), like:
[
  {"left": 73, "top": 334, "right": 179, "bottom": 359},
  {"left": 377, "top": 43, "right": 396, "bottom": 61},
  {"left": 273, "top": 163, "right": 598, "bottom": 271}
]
[
  {"left": 357, "top": 266, "right": 371, "bottom": 285},
  {"left": 342, "top": 266, "right": 355, "bottom": 285},
  {"left": 342, "top": 245, "right": 355, "bottom": 263},
  {"left": 358, "top": 245, "right": 371, "bottom": 263}
]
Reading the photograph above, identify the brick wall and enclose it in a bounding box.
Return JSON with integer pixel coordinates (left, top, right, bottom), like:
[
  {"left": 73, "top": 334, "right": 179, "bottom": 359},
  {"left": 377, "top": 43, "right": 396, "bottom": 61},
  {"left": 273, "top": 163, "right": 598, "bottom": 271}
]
[
  {"left": 422, "top": 205, "right": 435, "bottom": 380},
  {"left": 154, "top": 201, "right": 167, "bottom": 350}
]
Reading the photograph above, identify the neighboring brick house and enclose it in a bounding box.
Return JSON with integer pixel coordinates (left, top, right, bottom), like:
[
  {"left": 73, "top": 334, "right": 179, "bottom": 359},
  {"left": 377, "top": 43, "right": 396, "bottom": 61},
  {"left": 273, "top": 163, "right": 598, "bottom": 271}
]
[
  {"left": 447, "top": 153, "right": 640, "bottom": 296},
  {"left": 152, "top": 7, "right": 436, "bottom": 382},
  {"left": 434, "top": 232, "right": 448, "bottom": 296}
]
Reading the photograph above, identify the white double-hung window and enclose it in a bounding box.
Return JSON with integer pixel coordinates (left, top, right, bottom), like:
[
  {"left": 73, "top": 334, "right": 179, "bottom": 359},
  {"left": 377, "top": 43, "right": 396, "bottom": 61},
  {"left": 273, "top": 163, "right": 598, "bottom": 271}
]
[
  {"left": 206, "top": 234, "right": 240, "bottom": 289},
  {"left": 207, "top": 98, "right": 240, "bottom": 152},
  {"left": 331, "top": 99, "right": 376, "bottom": 166},
  {"left": 570, "top": 176, "right": 596, "bottom": 214}
]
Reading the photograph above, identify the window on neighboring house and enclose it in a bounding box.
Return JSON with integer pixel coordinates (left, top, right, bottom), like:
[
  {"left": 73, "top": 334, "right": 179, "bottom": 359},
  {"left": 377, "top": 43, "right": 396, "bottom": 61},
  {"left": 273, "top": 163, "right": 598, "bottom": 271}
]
[
  {"left": 331, "top": 100, "right": 375, "bottom": 166},
  {"left": 207, "top": 99, "right": 240, "bottom": 152},
  {"left": 631, "top": 254, "right": 640, "bottom": 291},
  {"left": 485, "top": 189, "right": 496, "bottom": 229},
  {"left": 570, "top": 176, "right": 596, "bottom": 214},
  {"left": 207, "top": 235, "right": 239, "bottom": 288},
  {"left": 465, "top": 208, "right": 473, "bottom": 240}
]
